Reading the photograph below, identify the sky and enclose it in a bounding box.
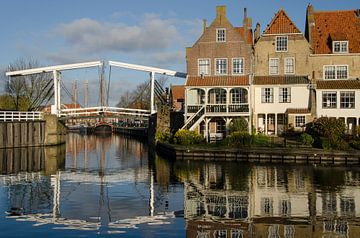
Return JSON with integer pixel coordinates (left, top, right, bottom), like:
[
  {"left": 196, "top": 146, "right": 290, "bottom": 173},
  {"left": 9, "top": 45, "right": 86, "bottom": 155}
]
[{"left": 0, "top": 0, "right": 359, "bottom": 106}]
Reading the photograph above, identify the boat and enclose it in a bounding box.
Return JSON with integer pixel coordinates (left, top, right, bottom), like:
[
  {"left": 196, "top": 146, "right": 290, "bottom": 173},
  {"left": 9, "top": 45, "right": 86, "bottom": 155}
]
[{"left": 94, "top": 122, "right": 113, "bottom": 134}]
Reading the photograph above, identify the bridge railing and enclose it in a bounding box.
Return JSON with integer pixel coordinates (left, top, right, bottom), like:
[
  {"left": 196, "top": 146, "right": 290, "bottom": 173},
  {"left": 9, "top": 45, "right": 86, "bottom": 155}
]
[
  {"left": 0, "top": 111, "right": 43, "bottom": 122},
  {"left": 59, "top": 106, "right": 151, "bottom": 118}
]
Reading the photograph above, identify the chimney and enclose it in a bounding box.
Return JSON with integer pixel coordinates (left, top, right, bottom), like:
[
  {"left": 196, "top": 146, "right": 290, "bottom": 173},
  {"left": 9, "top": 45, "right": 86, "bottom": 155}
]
[
  {"left": 254, "top": 23, "right": 261, "bottom": 43},
  {"left": 203, "top": 19, "right": 207, "bottom": 33},
  {"left": 356, "top": 9, "right": 360, "bottom": 17},
  {"left": 216, "top": 6, "right": 226, "bottom": 21},
  {"left": 244, "top": 7, "right": 247, "bottom": 20}
]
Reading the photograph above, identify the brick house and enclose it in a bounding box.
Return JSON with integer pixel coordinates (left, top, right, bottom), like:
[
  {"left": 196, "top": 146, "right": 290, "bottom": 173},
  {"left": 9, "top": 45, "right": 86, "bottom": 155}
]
[
  {"left": 184, "top": 6, "right": 253, "bottom": 140},
  {"left": 253, "top": 9, "right": 313, "bottom": 135},
  {"left": 306, "top": 5, "right": 360, "bottom": 135},
  {"left": 169, "top": 85, "right": 185, "bottom": 112}
]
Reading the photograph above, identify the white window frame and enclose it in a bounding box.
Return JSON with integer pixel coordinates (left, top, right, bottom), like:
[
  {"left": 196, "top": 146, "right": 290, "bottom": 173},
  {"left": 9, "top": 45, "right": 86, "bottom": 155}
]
[
  {"left": 340, "top": 91, "right": 355, "bottom": 109},
  {"left": 269, "top": 58, "right": 279, "bottom": 75},
  {"left": 232, "top": 58, "right": 244, "bottom": 75},
  {"left": 295, "top": 115, "right": 306, "bottom": 128},
  {"left": 261, "top": 88, "right": 273, "bottom": 103},
  {"left": 215, "top": 58, "right": 228, "bottom": 75},
  {"left": 333, "top": 41, "right": 348, "bottom": 53},
  {"left": 284, "top": 57, "right": 295, "bottom": 75},
  {"left": 279, "top": 87, "right": 291, "bottom": 103},
  {"left": 276, "top": 36, "right": 288, "bottom": 52},
  {"left": 216, "top": 28, "right": 226, "bottom": 42},
  {"left": 323, "top": 65, "right": 348, "bottom": 80},
  {"left": 322, "top": 91, "right": 337, "bottom": 109},
  {"left": 198, "top": 58, "right": 210, "bottom": 76}
]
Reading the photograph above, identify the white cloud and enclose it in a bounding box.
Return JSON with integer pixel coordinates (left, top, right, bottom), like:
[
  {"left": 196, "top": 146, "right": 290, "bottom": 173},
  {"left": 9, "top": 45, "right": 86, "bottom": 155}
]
[{"left": 54, "top": 14, "right": 180, "bottom": 54}]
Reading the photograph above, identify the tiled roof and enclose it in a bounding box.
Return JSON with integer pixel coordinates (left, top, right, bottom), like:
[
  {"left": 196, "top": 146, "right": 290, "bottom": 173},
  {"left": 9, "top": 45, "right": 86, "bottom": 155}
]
[
  {"left": 286, "top": 108, "right": 311, "bottom": 114},
  {"left": 253, "top": 76, "right": 309, "bottom": 85},
  {"left": 316, "top": 80, "right": 360, "bottom": 89},
  {"left": 309, "top": 8, "right": 360, "bottom": 54},
  {"left": 170, "top": 85, "right": 185, "bottom": 100},
  {"left": 235, "top": 27, "right": 253, "bottom": 45},
  {"left": 186, "top": 76, "right": 249, "bottom": 87},
  {"left": 264, "top": 9, "right": 301, "bottom": 35}
]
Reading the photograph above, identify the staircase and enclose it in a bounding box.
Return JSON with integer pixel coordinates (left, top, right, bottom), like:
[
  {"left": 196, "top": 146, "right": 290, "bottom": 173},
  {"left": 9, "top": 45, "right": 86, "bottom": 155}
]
[{"left": 181, "top": 105, "right": 205, "bottom": 131}]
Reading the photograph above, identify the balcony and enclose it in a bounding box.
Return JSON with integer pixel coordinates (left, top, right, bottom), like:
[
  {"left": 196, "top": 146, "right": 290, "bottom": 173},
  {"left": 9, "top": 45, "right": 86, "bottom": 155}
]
[{"left": 187, "top": 103, "right": 249, "bottom": 115}]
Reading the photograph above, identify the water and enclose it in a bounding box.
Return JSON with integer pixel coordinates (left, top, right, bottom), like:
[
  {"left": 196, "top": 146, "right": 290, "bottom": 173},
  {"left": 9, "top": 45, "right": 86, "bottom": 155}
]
[{"left": 1, "top": 134, "right": 360, "bottom": 237}]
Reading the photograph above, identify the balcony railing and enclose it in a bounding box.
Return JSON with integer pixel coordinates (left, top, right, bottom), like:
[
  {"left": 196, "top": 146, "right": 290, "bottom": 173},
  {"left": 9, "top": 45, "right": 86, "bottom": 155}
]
[{"left": 187, "top": 103, "right": 249, "bottom": 114}]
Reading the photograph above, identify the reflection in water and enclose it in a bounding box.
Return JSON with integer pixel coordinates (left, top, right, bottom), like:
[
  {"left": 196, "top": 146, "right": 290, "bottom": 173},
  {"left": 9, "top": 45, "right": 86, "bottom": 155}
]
[
  {"left": 2, "top": 134, "right": 360, "bottom": 237},
  {"left": 173, "top": 161, "right": 360, "bottom": 238}
]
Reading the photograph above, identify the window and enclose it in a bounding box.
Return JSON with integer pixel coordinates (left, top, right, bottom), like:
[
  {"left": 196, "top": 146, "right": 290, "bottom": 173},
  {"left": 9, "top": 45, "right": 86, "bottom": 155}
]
[
  {"left": 215, "top": 58, "right": 227, "bottom": 75},
  {"left": 324, "top": 65, "right": 348, "bottom": 79},
  {"left": 340, "top": 91, "right": 355, "bottom": 108},
  {"left": 216, "top": 28, "right": 226, "bottom": 42},
  {"left": 322, "top": 92, "right": 337, "bottom": 108},
  {"left": 279, "top": 88, "right": 291, "bottom": 103},
  {"left": 295, "top": 116, "right": 305, "bottom": 127},
  {"left": 333, "top": 41, "right": 348, "bottom": 53},
  {"left": 261, "top": 88, "right": 273, "bottom": 103},
  {"left": 284, "top": 58, "right": 295, "bottom": 74},
  {"left": 261, "top": 197, "right": 273, "bottom": 216},
  {"left": 231, "top": 88, "right": 247, "bottom": 104},
  {"left": 231, "top": 230, "right": 244, "bottom": 238},
  {"left": 232, "top": 58, "right": 244, "bottom": 75},
  {"left": 269, "top": 58, "right": 279, "bottom": 75},
  {"left": 276, "top": 36, "right": 288, "bottom": 51},
  {"left": 198, "top": 59, "right": 210, "bottom": 76}
]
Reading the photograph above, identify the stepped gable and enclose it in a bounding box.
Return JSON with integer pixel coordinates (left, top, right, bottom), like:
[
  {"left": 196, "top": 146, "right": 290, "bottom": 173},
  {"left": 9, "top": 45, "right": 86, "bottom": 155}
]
[
  {"left": 263, "top": 9, "right": 301, "bottom": 35},
  {"left": 186, "top": 76, "right": 249, "bottom": 87},
  {"left": 309, "top": 8, "right": 360, "bottom": 54}
]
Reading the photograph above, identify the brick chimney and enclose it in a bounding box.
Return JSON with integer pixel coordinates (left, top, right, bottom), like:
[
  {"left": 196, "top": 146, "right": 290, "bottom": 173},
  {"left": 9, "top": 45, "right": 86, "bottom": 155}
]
[
  {"left": 203, "top": 19, "right": 207, "bottom": 33},
  {"left": 254, "top": 23, "right": 261, "bottom": 44},
  {"left": 216, "top": 6, "right": 226, "bottom": 23},
  {"left": 305, "top": 4, "right": 315, "bottom": 44}
]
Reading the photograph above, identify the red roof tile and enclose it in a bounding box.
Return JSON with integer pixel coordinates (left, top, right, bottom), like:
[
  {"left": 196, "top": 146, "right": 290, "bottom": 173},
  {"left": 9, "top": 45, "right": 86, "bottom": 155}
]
[
  {"left": 253, "top": 76, "right": 309, "bottom": 85},
  {"left": 186, "top": 76, "right": 249, "bottom": 87},
  {"left": 170, "top": 85, "right": 185, "bottom": 100},
  {"left": 309, "top": 8, "right": 360, "bottom": 54},
  {"left": 286, "top": 108, "right": 310, "bottom": 114},
  {"left": 316, "top": 80, "right": 360, "bottom": 89},
  {"left": 264, "top": 9, "right": 301, "bottom": 35}
]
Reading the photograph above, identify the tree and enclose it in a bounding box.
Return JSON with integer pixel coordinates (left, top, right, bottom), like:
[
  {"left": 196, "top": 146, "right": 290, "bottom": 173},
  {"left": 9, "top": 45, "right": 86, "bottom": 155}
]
[
  {"left": 116, "top": 76, "right": 168, "bottom": 109},
  {"left": 1, "top": 58, "right": 53, "bottom": 111}
]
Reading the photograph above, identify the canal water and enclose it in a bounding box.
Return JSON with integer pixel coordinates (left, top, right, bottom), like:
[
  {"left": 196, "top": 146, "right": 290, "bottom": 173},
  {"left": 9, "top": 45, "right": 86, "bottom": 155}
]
[{"left": 0, "top": 134, "right": 360, "bottom": 237}]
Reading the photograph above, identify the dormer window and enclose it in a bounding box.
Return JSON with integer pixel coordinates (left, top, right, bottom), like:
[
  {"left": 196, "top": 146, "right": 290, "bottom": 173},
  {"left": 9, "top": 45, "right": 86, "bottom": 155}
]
[
  {"left": 333, "top": 41, "right": 348, "bottom": 53},
  {"left": 216, "top": 28, "right": 226, "bottom": 42},
  {"left": 276, "top": 36, "right": 288, "bottom": 52}
]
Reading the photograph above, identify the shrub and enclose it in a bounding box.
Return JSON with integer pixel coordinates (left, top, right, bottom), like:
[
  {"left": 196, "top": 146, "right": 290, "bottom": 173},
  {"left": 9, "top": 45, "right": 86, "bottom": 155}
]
[
  {"left": 350, "top": 139, "right": 360, "bottom": 150},
  {"left": 225, "top": 131, "right": 252, "bottom": 146},
  {"left": 306, "top": 117, "right": 347, "bottom": 150},
  {"left": 173, "top": 130, "right": 203, "bottom": 146},
  {"left": 252, "top": 134, "right": 270, "bottom": 146},
  {"left": 155, "top": 129, "right": 172, "bottom": 143},
  {"left": 300, "top": 133, "right": 314, "bottom": 146},
  {"left": 229, "top": 118, "right": 248, "bottom": 134}
]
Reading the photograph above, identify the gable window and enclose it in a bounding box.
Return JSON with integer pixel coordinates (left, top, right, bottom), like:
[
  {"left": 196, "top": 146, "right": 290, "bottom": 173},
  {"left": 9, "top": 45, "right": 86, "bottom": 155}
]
[
  {"left": 295, "top": 116, "right": 305, "bottom": 128},
  {"left": 198, "top": 59, "right": 210, "bottom": 76},
  {"left": 261, "top": 88, "right": 273, "bottom": 103},
  {"left": 216, "top": 28, "right": 226, "bottom": 42},
  {"left": 333, "top": 41, "right": 348, "bottom": 53},
  {"left": 324, "top": 65, "right": 348, "bottom": 79},
  {"left": 322, "top": 91, "right": 337, "bottom": 108},
  {"left": 232, "top": 58, "right": 244, "bottom": 75},
  {"left": 276, "top": 36, "right": 288, "bottom": 52},
  {"left": 340, "top": 91, "right": 355, "bottom": 108},
  {"left": 269, "top": 58, "right": 279, "bottom": 75},
  {"left": 279, "top": 87, "right": 291, "bottom": 103},
  {"left": 215, "top": 58, "right": 227, "bottom": 75},
  {"left": 284, "top": 58, "right": 295, "bottom": 74}
]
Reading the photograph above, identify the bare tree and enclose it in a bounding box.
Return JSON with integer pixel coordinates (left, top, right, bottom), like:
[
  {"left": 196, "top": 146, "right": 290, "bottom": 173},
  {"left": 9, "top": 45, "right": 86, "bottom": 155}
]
[
  {"left": 116, "top": 76, "right": 168, "bottom": 109},
  {"left": 1, "top": 58, "right": 53, "bottom": 111}
]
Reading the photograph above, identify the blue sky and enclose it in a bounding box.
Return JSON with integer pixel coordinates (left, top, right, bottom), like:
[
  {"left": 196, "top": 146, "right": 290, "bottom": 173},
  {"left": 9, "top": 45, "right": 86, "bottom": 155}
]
[{"left": 1, "top": 0, "right": 359, "bottom": 106}]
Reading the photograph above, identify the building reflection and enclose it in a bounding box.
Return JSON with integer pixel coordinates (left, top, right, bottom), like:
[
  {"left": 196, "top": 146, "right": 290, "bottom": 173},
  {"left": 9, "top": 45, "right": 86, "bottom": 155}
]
[{"left": 174, "top": 161, "right": 360, "bottom": 238}]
